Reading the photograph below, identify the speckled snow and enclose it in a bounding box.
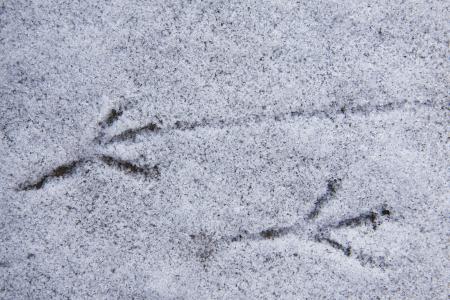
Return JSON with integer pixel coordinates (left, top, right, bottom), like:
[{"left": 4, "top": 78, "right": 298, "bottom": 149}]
[{"left": 0, "top": 1, "right": 448, "bottom": 299}]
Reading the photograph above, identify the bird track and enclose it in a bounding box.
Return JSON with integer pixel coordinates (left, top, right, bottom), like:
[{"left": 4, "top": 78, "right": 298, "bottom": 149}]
[
  {"left": 190, "top": 178, "right": 393, "bottom": 270},
  {"left": 99, "top": 99, "right": 413, "bottom": 145},
  {"left": 18, "top": 101, "right": 396, "bottom": 269},
  {"left": 18, "top": 99, "right": 416, "bottom": 190},
  {"left": 16, "top": 107, "right": 162, "bottom": 191}
]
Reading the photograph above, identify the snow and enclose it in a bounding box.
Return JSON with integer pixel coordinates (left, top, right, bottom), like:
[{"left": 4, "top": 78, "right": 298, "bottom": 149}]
[{"left": 0, "top": 1, "right": 448, "bottom": 299}]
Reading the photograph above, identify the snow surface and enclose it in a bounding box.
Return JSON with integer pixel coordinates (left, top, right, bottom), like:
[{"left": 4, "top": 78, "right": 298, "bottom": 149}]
[{"left": 0, "top": 1, "right": 448, "bottom": 299}]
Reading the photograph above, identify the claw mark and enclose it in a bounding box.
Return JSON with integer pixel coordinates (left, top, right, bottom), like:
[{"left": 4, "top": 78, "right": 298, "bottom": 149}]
[
  {"left": 105, "top": 119, "right": 201, "bottom": 144},
  {"left": 260, "top": 227, "right": 286, "bottom": 239},
  {"left": 380, "top": 208, "right": 391, "bottom": 216},
  {"left": 107, "top": 122, "right": 161, "bottom": 144},
  {"left": 307, "top": 178, "right": 342, "bottom": 220},
  {"left": 99, "top": 108, "right": 123, "bottom": 128},
  {"left": 225, "top": 226, "right": 295, "bottom": 243},
  {"left": 333, "top": 211, "right": 378, "bottom": 230},
  {"left": 315, "top": 235, "right": 352, "bottom": 256},
  {"left": 99, "top": 155, "right": 160, "bottom": 179},
  {"left": 105, "top": 100, "right": 416, "bottom": 144},
  {"left": 94, "top": 107, "right": 126, "bottom": 144},
  {"left": 173, "top": 120, "right": 202, "bottom": 131},
  {"left": 314, "top": 231, "right": 389, "bottom": 267},
  {"left": 324, "top": 205, "right": 392, "bottom": 231},
  {"left": 17, "top": 160, "right": 84, "bottom": 191},
  {"left": 17, "top": 155, "right": 159, "bottom": 190}
]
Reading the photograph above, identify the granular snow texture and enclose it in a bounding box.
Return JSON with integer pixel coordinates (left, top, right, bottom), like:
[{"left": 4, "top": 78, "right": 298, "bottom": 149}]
[{"left": 0, "top": 1, "right": 448, "bottom": 299}]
